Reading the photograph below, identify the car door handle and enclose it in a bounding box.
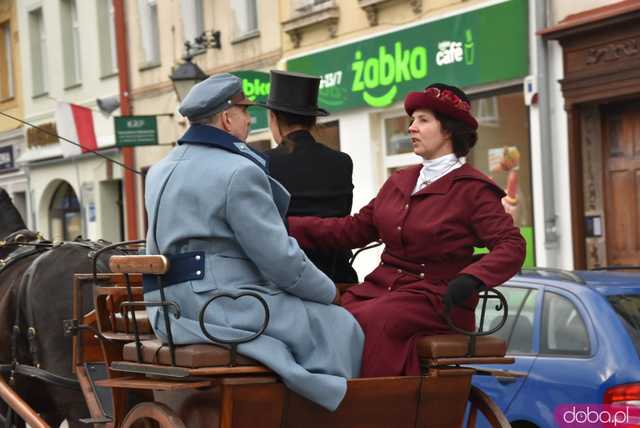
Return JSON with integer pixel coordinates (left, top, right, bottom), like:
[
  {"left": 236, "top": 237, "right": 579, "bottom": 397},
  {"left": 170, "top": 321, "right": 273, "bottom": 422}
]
[{"left": 496, "top": 375, "right": 518, "bottom": 385}]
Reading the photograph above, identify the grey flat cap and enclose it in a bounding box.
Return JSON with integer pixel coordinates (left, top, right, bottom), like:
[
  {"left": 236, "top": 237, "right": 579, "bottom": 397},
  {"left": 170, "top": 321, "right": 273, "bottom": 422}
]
[{"left": 178, "top": 73, "right": 255, "bottom": 121}]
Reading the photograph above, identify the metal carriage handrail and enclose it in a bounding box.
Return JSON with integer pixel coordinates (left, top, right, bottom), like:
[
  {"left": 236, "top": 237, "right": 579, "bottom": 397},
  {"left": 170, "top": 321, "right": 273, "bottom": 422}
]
[
  {"left": 444, "top": 287, "right": 508, "bottom": 337},
  {"left": 198, "top": 291, "right": 270, "bottom": 367},
  {"left": 443, "top": 287, "right": 509, "bottom": 356}
]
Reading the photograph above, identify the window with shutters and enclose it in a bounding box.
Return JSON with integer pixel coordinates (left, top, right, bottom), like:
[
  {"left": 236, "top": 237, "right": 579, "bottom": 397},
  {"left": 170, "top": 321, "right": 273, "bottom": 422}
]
[
  {"left": 97, "top": 0, "right": 118, "bottom": 77},
  {"left": 137, "top": 0, "right": 161, "bottom": 67},
  {"left": 0, "top": 21, "right": 13, "bottom": 100},
  {"left": 28, "top": 8, "right": 48, "bottom": 96},
  {"left": 61, "top": 0, "right": 82, "bottom": 88}
]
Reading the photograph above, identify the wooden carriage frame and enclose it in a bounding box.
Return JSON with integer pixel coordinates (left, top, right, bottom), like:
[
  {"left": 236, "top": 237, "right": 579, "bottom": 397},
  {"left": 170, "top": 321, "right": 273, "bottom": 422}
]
[{"left": 0, "top": 240, "right": 520, "bottom": 427}]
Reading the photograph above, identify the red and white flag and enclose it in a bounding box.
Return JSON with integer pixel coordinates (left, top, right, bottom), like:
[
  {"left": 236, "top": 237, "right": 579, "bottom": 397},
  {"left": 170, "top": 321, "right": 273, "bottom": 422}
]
[{"left": 55, "top": 101, "right": 98, "bottom": 158}]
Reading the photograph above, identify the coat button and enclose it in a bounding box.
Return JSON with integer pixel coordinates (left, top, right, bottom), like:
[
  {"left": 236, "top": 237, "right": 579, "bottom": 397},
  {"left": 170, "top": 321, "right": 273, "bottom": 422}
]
[
  {"left": 397, "top": 226, "right": 402, "bottom": 231},
  {"left": 397, "top": 269, "right": 402, "bottom": 274},
  {"left": 387, "top": 286, "right": 391, "bottom": 291},
  {"left": 196, "top": 270, "right": 202, "bottom": 276},
  {"left": 419, "top": 273, "right": 425, "bottom": 279},
  {"left": 404, "top": 204, "right": 409, "bottom": 209},
  {"left": 195, "top": 255, "right": 201, "bottom": 261}
]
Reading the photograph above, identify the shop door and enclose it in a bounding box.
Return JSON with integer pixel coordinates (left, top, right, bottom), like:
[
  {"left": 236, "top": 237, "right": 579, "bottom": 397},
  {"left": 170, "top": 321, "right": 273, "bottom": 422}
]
[{"left": 603, "top": 102, "right": 640, "bottom": 266}]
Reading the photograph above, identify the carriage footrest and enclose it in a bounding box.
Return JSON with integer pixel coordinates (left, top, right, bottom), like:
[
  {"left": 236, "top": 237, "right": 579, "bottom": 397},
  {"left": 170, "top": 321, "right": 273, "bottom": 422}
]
[{"left": 83, "top": 363, "right": 114, "bottom": 420}]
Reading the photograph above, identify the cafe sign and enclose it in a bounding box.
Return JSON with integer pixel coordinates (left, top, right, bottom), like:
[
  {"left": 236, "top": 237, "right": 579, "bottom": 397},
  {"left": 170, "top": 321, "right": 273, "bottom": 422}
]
[
  {"left": 287, "top": 0, "right": 528, "bottom": 112},
  {"left": 231, "top": 71, "right": 270, "bottom": 132}
]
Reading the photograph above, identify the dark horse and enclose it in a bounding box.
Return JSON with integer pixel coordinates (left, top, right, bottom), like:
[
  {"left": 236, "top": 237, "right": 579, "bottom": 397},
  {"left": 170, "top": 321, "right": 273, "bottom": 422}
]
[{"left": 0, "top": 188, "right": 122, "bottom": 427}]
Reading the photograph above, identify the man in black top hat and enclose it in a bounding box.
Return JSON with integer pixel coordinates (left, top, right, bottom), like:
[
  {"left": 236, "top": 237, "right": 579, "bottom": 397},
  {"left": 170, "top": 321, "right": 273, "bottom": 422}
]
[{"left": 260, "top": 70, "right": 358, "bottom": 284}]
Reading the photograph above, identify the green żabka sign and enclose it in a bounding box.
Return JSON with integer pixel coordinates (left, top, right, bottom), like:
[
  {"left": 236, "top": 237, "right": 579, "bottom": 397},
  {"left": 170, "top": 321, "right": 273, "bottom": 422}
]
[
  {"left": 287, "top": 0, "right": 528, "bottom": 112},
  {"left": 231, "top": 71, "right": 270, "bottom": 132},
  {"left": 115, "top": 116, "right": 158, "bottom": 147}
]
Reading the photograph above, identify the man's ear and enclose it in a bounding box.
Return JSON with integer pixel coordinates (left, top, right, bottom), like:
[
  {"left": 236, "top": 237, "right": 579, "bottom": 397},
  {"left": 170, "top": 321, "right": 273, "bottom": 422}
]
[{"left": 221, "top": 110, "right": 232, "bottom": 132}]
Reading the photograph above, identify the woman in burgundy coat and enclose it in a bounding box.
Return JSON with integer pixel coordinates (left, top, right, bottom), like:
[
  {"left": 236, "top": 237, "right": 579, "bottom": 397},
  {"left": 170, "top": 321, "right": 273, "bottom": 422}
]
[{"left": 288, "top": 83, "right": 526, "bottom": 377}]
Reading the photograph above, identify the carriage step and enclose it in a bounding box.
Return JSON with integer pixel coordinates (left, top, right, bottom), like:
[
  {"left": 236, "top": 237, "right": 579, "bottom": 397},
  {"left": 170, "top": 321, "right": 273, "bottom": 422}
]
[
  {"left": 111, "top": 361, "right": 191, "bottom": 378},
  {"left": 95, "top": 375, "right": 214, "bottom": 391},
  {"left": 79, "top": 416, "right": 112, "bottom": 424},
  {"left": 82, "top": 363, "right": 114, "bottom": 421}
]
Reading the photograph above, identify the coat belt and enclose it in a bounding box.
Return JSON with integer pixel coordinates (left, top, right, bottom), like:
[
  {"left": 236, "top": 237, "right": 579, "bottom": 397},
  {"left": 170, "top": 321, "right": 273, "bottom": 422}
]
[
  {"left": 380, "top": 252, "right": 469, "bottom": 282},
  {"left": 143, "top": 251, "right": 205, "bottom": 293}
]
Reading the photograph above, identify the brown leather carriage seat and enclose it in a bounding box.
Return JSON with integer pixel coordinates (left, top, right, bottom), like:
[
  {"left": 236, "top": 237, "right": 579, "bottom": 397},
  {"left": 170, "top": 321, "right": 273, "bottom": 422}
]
[
  {"left": 416, "top": 335, "right": 507, "bottom": 359},
  {"left": 107, "top": 256, "right": 509, "bottom": 372},
  {"left": 338, "top": 280, "right": 509, "bottom": 363},
  {"left": 121, "top": 339, "right": 260, "bottom": 368}
]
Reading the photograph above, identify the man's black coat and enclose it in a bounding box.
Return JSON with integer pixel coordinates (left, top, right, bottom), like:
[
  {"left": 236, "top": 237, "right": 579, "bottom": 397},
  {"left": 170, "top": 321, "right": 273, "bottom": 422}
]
[{"left": 266, "top": 130, "right": 358, "bottom": 283}]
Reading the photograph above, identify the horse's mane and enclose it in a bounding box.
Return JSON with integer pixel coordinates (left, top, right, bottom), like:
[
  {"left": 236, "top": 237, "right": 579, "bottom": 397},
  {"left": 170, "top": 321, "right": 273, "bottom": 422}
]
[{"left": 0, "top": 188, "right": 27, "bottom": 239}]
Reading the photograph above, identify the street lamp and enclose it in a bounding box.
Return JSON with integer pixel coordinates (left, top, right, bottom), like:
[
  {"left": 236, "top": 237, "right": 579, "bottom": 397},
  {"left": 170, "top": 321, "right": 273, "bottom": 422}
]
[
  {"left": 169, "top": 57, "right": 208, "bottom": 102},
  {"left": 169, "top": 30, "right": 222, "bottom": 101}
]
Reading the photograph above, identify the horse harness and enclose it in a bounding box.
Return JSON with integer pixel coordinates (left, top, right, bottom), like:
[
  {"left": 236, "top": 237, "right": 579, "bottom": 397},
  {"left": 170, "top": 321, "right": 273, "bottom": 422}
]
[{"left": 0, "top": 234, "right": 110, "bottom": 390}]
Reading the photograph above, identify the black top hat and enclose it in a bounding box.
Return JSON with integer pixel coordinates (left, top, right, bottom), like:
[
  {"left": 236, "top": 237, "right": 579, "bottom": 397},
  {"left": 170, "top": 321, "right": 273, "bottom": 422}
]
[{"left": 257, "top": 70, "right": 329, "bottom": 117}]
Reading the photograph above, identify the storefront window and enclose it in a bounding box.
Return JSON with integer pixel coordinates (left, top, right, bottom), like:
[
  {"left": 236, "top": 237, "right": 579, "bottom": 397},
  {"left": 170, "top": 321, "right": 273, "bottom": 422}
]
[
  {"left": 312, "top": 120, "right": 340, "bottom": 151},
  {"left": 468, "top": 91, "right": 534, "bottom": 266},
  {"left": 385, "top": 116, "right": 412, "bottom": 155},
  {"left": 383, "top": 115, "right": 419, "bottom": 173},
  {"left": 49, "top": 181, "right": 81, "bottom": 241},
  {"left": 381, "top": 90, "right": 535, "bottom": 266}
]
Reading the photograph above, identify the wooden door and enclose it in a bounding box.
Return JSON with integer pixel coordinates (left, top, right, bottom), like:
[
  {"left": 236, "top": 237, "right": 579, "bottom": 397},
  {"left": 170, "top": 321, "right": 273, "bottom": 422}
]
[{"left": 603, "top": 102, "right": 640, "bottom": 267}]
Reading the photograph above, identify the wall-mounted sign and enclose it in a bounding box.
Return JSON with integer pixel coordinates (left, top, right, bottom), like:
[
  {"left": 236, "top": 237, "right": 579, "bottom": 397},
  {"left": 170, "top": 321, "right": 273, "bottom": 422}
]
[
  {"left": 287, "top": 0, "right": 528, "bottom": 112},
  {"left": 27, "top": 122, "right": 59, "bottom": 148},
  {"left": 231, "top": 71, "right": 270, "bottom": 132},
  {"left": 0, "top": 146, "right": 14, "bottom": 172},
  {"left": 585, "top": 215, "right": 603, "bottom": 238},
  {"left": 115, "top": 116, "right": 158, "bottom": 147}
]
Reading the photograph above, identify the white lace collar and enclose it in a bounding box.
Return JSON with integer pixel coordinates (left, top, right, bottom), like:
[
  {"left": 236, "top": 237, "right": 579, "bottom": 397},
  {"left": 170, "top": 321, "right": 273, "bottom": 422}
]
[{"left": 413, "top": 153, "right": 462, "bottom": 194}]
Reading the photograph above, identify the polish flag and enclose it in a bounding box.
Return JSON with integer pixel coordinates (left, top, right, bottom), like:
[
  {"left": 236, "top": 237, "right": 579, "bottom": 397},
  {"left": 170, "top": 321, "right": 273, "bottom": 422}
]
[{"left": 55, "top": 101, "right": 98, "bottom": 158}]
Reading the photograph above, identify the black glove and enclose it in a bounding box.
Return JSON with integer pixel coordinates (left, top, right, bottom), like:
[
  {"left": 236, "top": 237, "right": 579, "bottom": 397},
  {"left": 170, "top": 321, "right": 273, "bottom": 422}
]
[{"left": 443, "top": 274, "right": 484, "bottom": 310}]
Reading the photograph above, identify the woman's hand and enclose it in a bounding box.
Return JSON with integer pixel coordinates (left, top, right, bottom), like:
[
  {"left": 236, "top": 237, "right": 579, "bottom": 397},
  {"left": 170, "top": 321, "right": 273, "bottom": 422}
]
[{"left": 443, "top": 274, "right": 484, "bottom": 310}]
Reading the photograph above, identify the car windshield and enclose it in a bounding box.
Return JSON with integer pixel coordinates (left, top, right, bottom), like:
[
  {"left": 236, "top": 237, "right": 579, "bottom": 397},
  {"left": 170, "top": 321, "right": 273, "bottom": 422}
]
[{"left": 607, "top": 295, "right": 640, "bottom": 356}]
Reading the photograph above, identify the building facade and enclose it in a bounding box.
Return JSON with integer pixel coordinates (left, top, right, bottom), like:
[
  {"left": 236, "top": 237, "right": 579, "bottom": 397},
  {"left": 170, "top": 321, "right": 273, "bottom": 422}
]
[
  {"left": 16, "top": 0, "right": 124, "bottom": 242},
  {"left": 542, "top": 0, "right": 640, "bottom": 269},
  {"left": 9, "top": 0, "right": 631, "bottom": 271},
  {"left": 124, "top": 0, "right": 635, "bottom": 272},
  {"left": 0, "top": 0, "right": 29, "bottom": 227},
  {"left": 277, "top": 0, "right": 551, "bottom": 276},
  {"left": 125, "top": 0, "right": 282, "bottom": 238}
]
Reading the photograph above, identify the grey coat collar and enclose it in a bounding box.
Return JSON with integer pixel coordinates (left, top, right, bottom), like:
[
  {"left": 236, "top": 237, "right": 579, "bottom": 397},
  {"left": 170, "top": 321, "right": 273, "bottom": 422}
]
[{"left": 179, "top": 124, "right": 269, "bottom": 173}]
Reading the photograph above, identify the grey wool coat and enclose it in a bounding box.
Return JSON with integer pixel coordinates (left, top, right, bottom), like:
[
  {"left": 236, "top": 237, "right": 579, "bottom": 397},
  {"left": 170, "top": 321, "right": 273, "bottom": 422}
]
[{"left": 143, "top": 124, "right": 364, "bottom": 411}]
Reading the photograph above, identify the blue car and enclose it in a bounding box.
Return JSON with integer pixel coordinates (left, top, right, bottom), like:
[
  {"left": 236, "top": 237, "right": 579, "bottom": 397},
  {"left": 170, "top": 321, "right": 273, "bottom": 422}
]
[{"left": 471, "top": 268, "right": 640, "bottom": 428}]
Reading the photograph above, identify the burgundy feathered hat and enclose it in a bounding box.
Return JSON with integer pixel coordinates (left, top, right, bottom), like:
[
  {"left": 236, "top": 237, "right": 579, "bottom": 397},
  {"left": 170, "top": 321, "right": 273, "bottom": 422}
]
[{"left": 404, "top": 83, "right": 478, "bottom": 129}]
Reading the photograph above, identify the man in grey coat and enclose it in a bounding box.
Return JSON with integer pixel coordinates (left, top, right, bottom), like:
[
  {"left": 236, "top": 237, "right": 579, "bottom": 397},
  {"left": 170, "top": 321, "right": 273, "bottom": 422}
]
[{"left": 143, "top": 73, "right": 364, "bottom": 411}]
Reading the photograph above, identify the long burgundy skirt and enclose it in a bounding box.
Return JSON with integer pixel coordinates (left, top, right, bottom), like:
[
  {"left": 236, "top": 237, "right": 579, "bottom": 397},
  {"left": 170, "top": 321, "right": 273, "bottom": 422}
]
[{"left": 342, "top": 286, "right": 454, "bottom": 377}]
